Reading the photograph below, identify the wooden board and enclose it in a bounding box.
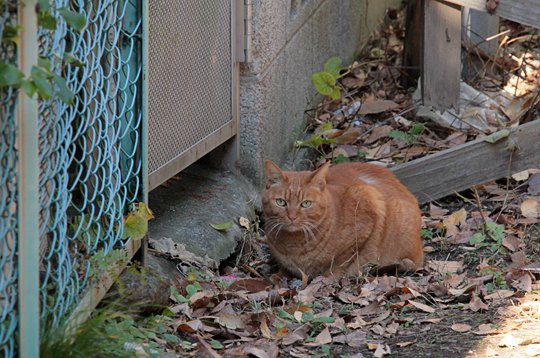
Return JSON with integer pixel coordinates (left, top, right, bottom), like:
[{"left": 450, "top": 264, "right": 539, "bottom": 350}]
[
  {"left": 392, "top": 119, "right": 540, "bottom": 204},
  {"left": 444, "top": 0, "right": 540, "bottom": 29},
  {"left": 65, "top": 238, "right": 142, "bottom": 332},
  {"left": 422, "top": 0, "right": 462, "bottom": 110}
]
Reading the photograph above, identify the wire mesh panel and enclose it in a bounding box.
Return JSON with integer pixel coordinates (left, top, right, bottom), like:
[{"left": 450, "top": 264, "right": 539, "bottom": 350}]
[
  {"left": 0, "top": 0, "right": 143, "bottom": 355},
  {"left": 147, "top": 0, "right": 234, "bottom": 187},
  {"left": 0, "top": 2, "right": 19, "bottom": 356},
  {"left": 37, "top": 0, "right": 143, "bottom": 328}
]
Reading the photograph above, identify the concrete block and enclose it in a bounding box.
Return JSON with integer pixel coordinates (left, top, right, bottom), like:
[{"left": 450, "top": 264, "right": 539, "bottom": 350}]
[
  {"left": 148, "top": 163, "right": 259, "bottom": 263},
  {"left": 239, "top": 0, "right": 402, "bottom": 185}
]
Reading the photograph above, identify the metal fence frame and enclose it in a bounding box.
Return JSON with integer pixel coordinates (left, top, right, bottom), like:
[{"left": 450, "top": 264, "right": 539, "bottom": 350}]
[
  {"left": 1, "top": 0, "right": 244, "bottom": 356},
  {"left": 1, "top": 0, "right": 146, "bottom": 356}
]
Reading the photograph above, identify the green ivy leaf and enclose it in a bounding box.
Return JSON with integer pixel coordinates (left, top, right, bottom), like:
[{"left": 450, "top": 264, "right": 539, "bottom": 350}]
[
  {"left": 210, "top": 221, "right": 233, "bottom": 231},
  {"left": 37, "top": 0, "right": 52, "bottom": 12},
  {"left": 38, "top": 11, "right": 57, "bottom": 30},
  {"left": 421, "top": 228, "right": 433, "bottom": 239},
  {"left": 333, "top": 154, "right": 350, "bottom": 164},
  {"left": 63, "top": 52, "right": 84, "bottom": 67},
  {"left": 310, "top": 316, "right": 335, "bottom": 324},
  {"left": 323, "top": 56, "right": 342, "bottom": 78},
  {"left": 58, "top": 7, "right": 86, "bottom": 31},
  {"left": 38, "top": 56, "right": 52, "bottom": 71},
  {"left": 409, "top": 123, "right": 425, "bottom": 136},
  {"left": 185, "top": 284, "right": 199, "bottom": 298},
  {"left": 2, "top": 25, "right": 21, "bottom": 43},
  {"left": 52, "top": 74, "right": 74, "bottom": 105},
  {"left": 163, "top": 334, "right": 181, "bottom": 344},
  {"left": 388, "top": 129, "right": 411, "bottom": 143},
  {"left": 20, "top": 79, "right": 36, "bottom": 97},
  {"left": 30, "top": 66, "right": 53, "bottom": 99},
  {"left": 209, "top": 339, "right": 224, "bottom": 350},
  {"left": 311, "top": 71, "right": 337, "bottom": 97},
  {"left": 329, "top": 86, "right": 341, "bottom": 100},
  {"left": 469, "top": 232, "right": 485, "bottom": 245},
  {"left": 0, "top": 62, "right": 24, "bottom": 87}
]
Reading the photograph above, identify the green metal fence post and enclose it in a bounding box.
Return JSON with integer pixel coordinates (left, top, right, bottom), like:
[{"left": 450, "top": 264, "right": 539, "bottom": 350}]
[{"left": 17, "top": 0, "right": 40, "bottom": 356}]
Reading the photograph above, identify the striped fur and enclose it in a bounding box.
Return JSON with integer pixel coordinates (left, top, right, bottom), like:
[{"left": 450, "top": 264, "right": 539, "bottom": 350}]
[{"left": 262, "top": 161, "right": 423, "bottom": 279}]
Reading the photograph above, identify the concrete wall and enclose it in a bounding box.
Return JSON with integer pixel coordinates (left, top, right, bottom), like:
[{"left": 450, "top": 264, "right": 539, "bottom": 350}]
[{"left": 239, "top": 0, "right": 402, "bottom": 184}]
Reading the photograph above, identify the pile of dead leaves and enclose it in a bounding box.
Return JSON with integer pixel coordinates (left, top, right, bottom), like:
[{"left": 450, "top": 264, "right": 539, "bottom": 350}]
[
  {"left": 138, "top": 167, "right": 540, "bottom": 357},
  {"left": 299, "top": 7, "right": 540, "bottom": 169}
]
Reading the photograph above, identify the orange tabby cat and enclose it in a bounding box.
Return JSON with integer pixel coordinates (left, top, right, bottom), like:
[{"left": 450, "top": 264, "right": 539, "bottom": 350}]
[{"left": 262, "top": 160, "right": 423, "bottom": 278}]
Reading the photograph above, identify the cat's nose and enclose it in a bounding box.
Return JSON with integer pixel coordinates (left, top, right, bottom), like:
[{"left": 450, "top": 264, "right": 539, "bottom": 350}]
[{"left": 288, "top": 211, "right": 297, "bottom": 221}]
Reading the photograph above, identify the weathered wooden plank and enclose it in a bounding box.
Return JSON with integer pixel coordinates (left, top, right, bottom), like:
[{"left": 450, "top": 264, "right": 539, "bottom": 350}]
[
  {"left": 422, "top": 0, "right": 461, "bottom": 110},
  {"left": 66, "top": 238, "right": 142, "bottom": 332},
  {"left": 444, "top": 0, "right": 540, "bottom": 29},
  {"left": 392, "top": 119, "right": 540, "bottom": 204}
]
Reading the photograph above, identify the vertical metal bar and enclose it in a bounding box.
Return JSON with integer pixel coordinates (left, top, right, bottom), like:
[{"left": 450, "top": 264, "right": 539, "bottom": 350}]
[
  {"left": 17, "top": 0, "right": 40, "bottom": 356},
  {"left": 141, "top": 0, "right": 149, "bottom": 264}
]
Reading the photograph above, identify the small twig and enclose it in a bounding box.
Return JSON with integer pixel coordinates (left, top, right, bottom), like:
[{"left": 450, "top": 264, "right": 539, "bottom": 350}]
[
  {"left": 453, "top": 191, "right": 475, "bottom": 206},
  {"left": 242, "top": 264, "right": 263, "bottom": 278},
  {"left": 473, "top": 186, "right": 488, "bottom": 234}
]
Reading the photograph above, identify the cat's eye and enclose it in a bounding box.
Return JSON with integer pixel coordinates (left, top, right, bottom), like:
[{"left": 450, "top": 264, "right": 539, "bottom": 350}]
[
  {"left": 301, "top": 200, "right": 312, "bottom": 208},
  {"left": 275, "top": 198, "right": 287, "bottom": 207}
]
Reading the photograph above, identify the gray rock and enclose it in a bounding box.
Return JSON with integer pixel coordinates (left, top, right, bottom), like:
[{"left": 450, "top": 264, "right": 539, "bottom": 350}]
[{"left": 148, "top": 163, "right": 259, "bottom": 264}]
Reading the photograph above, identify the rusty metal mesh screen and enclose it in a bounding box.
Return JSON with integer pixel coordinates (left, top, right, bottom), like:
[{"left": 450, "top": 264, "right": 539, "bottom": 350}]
[{"left": 147, "top": 0, "right": 232, "bottom": 174}]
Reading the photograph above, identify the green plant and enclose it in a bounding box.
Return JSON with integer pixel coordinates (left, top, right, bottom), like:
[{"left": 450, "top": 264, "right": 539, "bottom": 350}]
[
  {"left": 295, "top": 122, "right": 336, "bottom": 151},
  {"left": 311, "top": 56, "right": 346, "bottom": 100},
  {"left": 89, "top": 249, "right": 128, "bottom": 277},
  {"left": 421, "top": 228, "right": 434, "bottom": 240},
  {"left": 388, "top": 123, "right": 425, "bottom": 145},
  {"left": 169, "top": 283, "right": 202, "bottom": 304},
  {"left": 469, "top": 222, "right": 505, "bottom": 252},
  {"left": 40, "top": 304, "right": 177, "bottom": 358},
  {"left": 0, "top": 0, "right": 86, "bottom": 104},
  {"left": 333, "top": 154, "right": 350, "bottom": 164},
  {"left": 481, "top": 267, "right": 509, "bottom": 292}
]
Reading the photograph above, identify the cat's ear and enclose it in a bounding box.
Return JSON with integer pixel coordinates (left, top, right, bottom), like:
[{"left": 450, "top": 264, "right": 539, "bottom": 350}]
[
  {"left": 265, "top": 160, "right": 285, "bottom": 188},
  {"left": 309, "top": 161, "right": 331, "bottom": 190}
]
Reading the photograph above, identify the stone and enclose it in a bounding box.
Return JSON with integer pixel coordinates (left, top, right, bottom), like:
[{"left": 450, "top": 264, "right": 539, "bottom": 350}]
[{"left": 148, "top": 163, "right": 259, "bottom": 263}]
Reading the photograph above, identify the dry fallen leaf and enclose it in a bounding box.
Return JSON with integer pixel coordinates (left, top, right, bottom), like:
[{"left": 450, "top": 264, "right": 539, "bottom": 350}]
[
  {"left": 333, "top": 330, "right": 367, "bottom": 347},
  {"left": 396, "top": 340, "right": 417, "bottom": 347},
  {"left": 239, "top": 216, "right": 250, "bottom": 229},
  {"left": 451, "top": 323, "right": 472, "bottom": 333},
  {"left": 358, "top": 100, "right": 399, "bottom": 115},
  {"left": 512, "top": 169, "right": 531, "bottom": 181},
  {"left": 297, "top": 282, "right": 322, "bottom": 304},
  {"left": 305, "top": 327, "right": 332, "bottom": 346},
  {"left": 408, "top": 300, "right": 436, "bottom": 313},
  {"left": 521, "top": 198, "right": 540, "bottom": 218},
  {"left": 443, "top": 208, "right": 467, "bottom": 227},
  {"left": 484, "top": 289, "right": 514, "bottom": 300},
  {"left": 473, "top": 323, "right": 498, "bottom": 335},
  {"left": 228, "top": 278, "right": 272, "bottom": 293},
  {"left": 217, "top": 313, "right": 246, "bottom": 330},
  {"left": 427, "top": 260, "right": 464, "bottom": 274},
  {"left": 373, "top": 343, "right": 391, "bottom": 357},
  {"left": 242, "top": 340, "right": 280, "bottom": 358}
]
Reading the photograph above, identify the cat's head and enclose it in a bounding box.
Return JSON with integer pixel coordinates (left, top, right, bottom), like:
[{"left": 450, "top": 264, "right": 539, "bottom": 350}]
[{"left": 262, "top": 160, "right": 331, "bottom": 235}]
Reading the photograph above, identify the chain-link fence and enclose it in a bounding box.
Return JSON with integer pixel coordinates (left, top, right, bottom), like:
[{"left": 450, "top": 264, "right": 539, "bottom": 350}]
[{"left": 0, "top": 0, "right": 143, "bottom": 356}]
